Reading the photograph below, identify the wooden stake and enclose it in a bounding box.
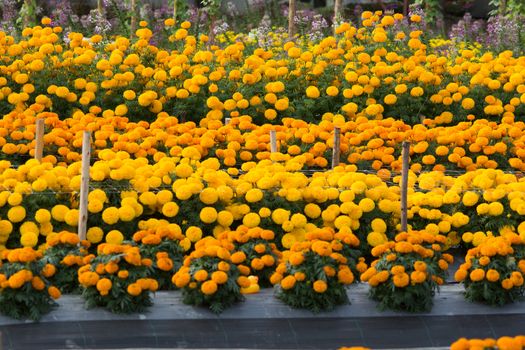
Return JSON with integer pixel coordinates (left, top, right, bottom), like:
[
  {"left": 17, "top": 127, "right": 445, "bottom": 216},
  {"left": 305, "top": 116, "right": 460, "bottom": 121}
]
[
  {"left": 130, "top": 0, "right": 137, "bottom": 38},
  {"left": 97, "top": 0, "right": 103, "bottom": 15},
  {"left": 288, "top": 0, "right": 296, "bottom": 39},
  {"left": 400, "top": 141, "right": 410, "bottom": 232},
  {"left": 270, "top": 129, "right": 277, "bottom": 154},
  {"left": 225, "top": 117, "right": 231, "bottom": 125},
  {"left": 173, "top": 0, "right": 178, "bottom": 22},
  {"left": 34, "top": 118, "right": 45, "bottom": 162},
  {"left": 334, "top": 0, "right": 342, "bottom": 27},
  {"left": 331, "top": 126, "right": 341, "bottom": 169},
  {"left": 78, "top": 131, "right": 91, "bottom": 241},
  {"left": 403, "top": 0, "right": 409, "bottom": 16}
]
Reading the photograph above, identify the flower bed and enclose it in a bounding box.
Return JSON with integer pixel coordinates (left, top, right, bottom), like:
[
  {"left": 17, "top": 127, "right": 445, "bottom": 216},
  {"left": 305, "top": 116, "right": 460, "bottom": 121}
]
[{"left": 0, "top": 7, "right": 524, "bottom": 326}]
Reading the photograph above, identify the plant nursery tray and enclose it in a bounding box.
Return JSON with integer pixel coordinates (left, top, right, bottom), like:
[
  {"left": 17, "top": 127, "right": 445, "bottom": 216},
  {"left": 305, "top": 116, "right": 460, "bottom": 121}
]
[{"left": 1, "top": 284, "right": 524, "bottom": 350}]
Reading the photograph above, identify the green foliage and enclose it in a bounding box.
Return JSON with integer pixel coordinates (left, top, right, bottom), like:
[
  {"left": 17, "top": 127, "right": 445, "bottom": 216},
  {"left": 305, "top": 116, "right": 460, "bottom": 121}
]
[
  {"left": 82, "top": 279, "right": 153, "bottom": 313},
  {"left": 489, "top": 0, "right": 525, "bottom": 17},
  {"left": 138, "top": 237, "right": 184, "bottom": 290},
  {"left": 369, "top": 278, "right": 435, "bottom": 312},
  {"left": 460, "top": 239, "right": 525, "bottom": 306},
  {"left": 0, "top": 284, "right": 57, "bottom": 321},
  {"left": 413, "top": 0, "right": 442, "bottom": 26},
  {"left": 0, "top": 255, "right": 58, "bottom": 321},
  {"left": 364, "top": 232, "right": 451, "bottom": 312},
  {"left": 44, "top": 243, "right": 87, "bottom": 294},
  {"left": 276, "top": 279, "right": 349, "bottom": 313},
  {"left": 275, "top": 249, "right": 352, "bottom": 313},
  {"left": 80, "top": 246, "right": 156, "bottom": 314},
  {"left": 17, "top": 0, "right": 37, "bottom": 29},
  {"left": 234, "top": 237, "right": 279, "bottom": 287},
  {"left": 180, "top": 255, "right": 244, "bottom": 313}
]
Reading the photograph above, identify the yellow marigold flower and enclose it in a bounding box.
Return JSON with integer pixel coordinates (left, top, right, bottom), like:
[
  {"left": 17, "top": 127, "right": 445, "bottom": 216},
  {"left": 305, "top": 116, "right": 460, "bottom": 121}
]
[
  {"left": 367, "top": 231, "right": 386, "bottom": 247},
  {"left": 242, "top": 213, "right": 260, "bottom": 228},
  {"left": 371, "top": 218, "right": 387, "bottom": 233},
  {"left": 105, "top": 230, "right": 124, "bottom": 245},
  {"left": 326, "top": 86, "right": 339, "bottom": 97},
  {"left": 410, "top": 15, "right": 421, "bottom": 22},
  {"left": 20, "top": 232, "right": 38, "bottom": 247},
  {"left": 8, "top": 206, "right": 26, "bottom": 223},
  {"left": 35, "top": 209, "right": 51, "bottom": 223},
  {"left": 304, "top": 203, "right": 321, "bottom": 219},
  {"left": 384, "top": 94, "right": 397, "bottom": 105},
  {"left": 102, "top": 207, "right": 120, "bottom": 225},
  {"left": 162, "top": 202, "right": 179, "bottom": 218},
  {"left": 87, "top": 227, "right": 104, "bottom": 244},
  {"left": 200, "top": 207, "right": 218, "bottom": 224},
  {"left": 186, "top": 226, "right": 202, "bottom": 242},
  {"left": 306, "top": 86, "right": 320, "bottom": 99}
]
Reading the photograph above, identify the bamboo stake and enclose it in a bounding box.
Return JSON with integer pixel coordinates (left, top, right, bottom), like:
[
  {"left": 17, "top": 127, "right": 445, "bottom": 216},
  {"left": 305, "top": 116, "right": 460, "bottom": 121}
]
[
  {"left": 288, "top": 0, "right": 296, "bottom": 39},
  {"left": 334, "top": 0, "right": 342, "bottom": 27},
  {"left": 173, "top": 0, "right": 178, "bottom": 22},
  {"left": 78, "top": 131, "right": 91, "bottom": 241},
  {"left": 130, "top": 0, "right": 137, "bottom": 38},
  {"left": 400, "top": 141, "right": 410, "bottom": 232},
  {"left": 270, "top": 129, "right": 277, "bottom": 154},
  {"left": 331, "top": 126, "right": 341, "bottom": 169},
  {"left": 34, "top": 118, "right": 45, "bottom": 162},
  {"left": 97, "top": 0, "right": 103, "bottom": 15}
]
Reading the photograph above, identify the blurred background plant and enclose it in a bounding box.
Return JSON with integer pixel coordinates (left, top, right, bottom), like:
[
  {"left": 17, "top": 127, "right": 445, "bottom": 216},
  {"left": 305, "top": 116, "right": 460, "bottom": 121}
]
[{"left": 0, "top": 0, "right": 524, "bottom": 53}]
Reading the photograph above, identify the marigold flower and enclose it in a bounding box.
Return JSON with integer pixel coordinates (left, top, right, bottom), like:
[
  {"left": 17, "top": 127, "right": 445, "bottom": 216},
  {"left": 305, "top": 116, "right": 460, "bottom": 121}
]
[{"left": 201, "top": 280, "right": 218, "bottom": 295}]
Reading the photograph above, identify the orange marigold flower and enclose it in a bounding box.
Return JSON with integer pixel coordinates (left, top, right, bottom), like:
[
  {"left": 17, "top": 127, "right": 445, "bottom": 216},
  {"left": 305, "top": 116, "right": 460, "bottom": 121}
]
[{"left": 313, "top": 280, "right": 328, "bottom": 293}]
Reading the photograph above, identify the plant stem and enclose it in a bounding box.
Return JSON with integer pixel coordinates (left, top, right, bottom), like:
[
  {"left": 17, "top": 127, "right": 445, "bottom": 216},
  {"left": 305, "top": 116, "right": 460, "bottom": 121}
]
[
  {"left": 334, "top": 0, "right": 342, "bottom": 34},
  {"left": 500, "top": 0, "right": 507, "bottom": 16}
]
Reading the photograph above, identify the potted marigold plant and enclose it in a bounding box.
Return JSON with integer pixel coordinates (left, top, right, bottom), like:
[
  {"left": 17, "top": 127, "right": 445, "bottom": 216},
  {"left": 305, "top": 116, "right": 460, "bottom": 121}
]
[
  {"left": 79, "top": 243, "right": 157, "bottom": 313},
  {"left": 132, "top": 226, "right": 185, "bottom": 290},
  {"left": 272, "top": 230, "right": 355, "bottom": 312},
  {"left": 44, "top": 231, "right": 89, "bottom": 294},
  {"left": 306, "top": 226, "right": 366, "bottom": 278},
  {"left": 219, "top": 226, "right": 280, "bottom": 287},
  {"left": 0, "top": 247, "right": 61, "bottom": 320},
  {"left": 172, "top": 236, "right": 244, "bottom": 313},
  {"left": 451, "top": 335, "right": 525, "bottom": 350},
  {"left": 361, "top": 231, "right": 452, "bottom": 312},
  {"left": 455, "top": 234, "right": 525, "bottom": 306}
]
